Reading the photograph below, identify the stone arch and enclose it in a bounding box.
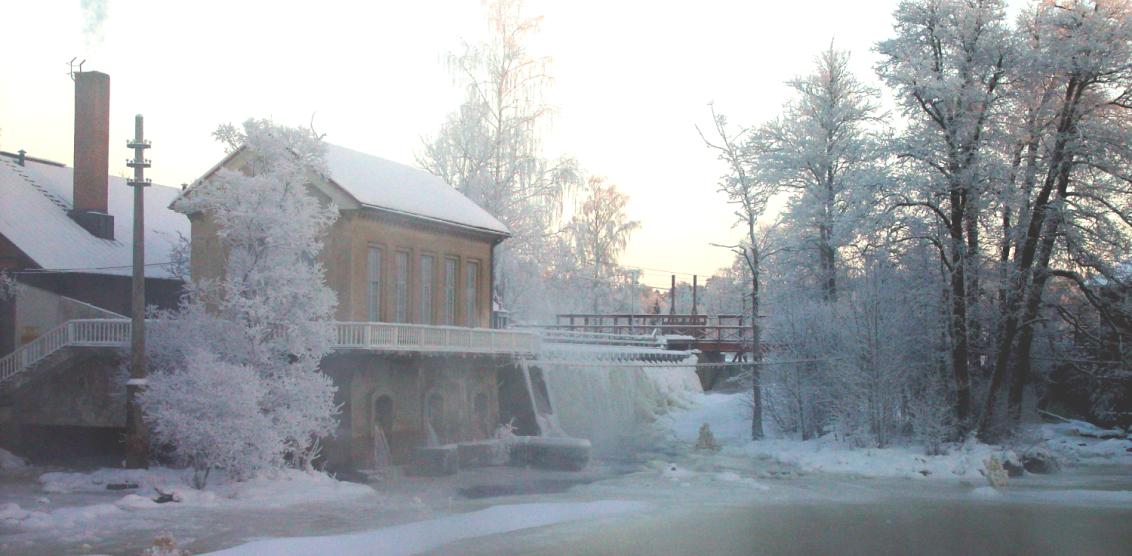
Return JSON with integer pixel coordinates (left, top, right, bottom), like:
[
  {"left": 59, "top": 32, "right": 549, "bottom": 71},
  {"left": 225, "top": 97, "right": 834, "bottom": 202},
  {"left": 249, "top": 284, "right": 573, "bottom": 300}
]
[
  {"left": 473, "top": 390, "right": 491, "bottom": 439},
  {"left": 369, "top": 391, "right": 396, "bottom": 467},
  {"left": 423, "top": 389, "right": 445, "bottom": 445}
]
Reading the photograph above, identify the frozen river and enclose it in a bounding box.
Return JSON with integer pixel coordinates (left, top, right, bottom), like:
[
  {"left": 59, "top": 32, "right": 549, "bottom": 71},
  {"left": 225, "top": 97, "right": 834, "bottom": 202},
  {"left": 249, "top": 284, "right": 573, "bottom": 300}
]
[
  {"left": 3, "top": 388, "right": 1131, "bottom": 555},
  {"left": 3, "top": 460, "right": 1130, "bottom": 555},
  {"left": 440, "top": 489, "right": 1132, "bottom": 555}
]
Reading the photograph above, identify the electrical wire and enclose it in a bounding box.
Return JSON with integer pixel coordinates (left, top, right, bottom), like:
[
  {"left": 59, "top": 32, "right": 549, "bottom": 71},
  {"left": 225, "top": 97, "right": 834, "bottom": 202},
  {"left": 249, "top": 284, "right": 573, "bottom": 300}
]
[{"left": 10, "top": 262, "right": 175, "bottom": 275}]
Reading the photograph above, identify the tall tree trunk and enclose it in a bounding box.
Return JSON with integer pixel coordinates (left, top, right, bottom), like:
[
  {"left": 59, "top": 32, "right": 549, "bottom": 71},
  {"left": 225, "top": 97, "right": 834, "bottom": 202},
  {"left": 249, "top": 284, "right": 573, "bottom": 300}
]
[
  {"left": 980, "top": 78, "right": 1082, "bottom": 438},
  {"left": 949, "top": 187, "right": 972, "bottom": 433},
  {"left": 821, "top": 173, "right": 837, "bottom": 303},
  {"left": 749, "top": 233, "right": 764, "bottom": 440},
  {"left": 965, "top": 200, "right": 982, "bottom": 374}
]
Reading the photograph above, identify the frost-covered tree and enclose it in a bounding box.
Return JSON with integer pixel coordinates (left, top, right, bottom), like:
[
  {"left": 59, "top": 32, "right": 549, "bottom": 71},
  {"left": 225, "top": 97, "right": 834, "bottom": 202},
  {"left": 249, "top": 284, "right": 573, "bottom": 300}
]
[
  {"left": 147, "top": 120, "right": 340, "bottom": 479},
  {"left": 0, "top": 270, "right": 16, "bottom": 301},
  {"left": 566, "top": 177, "right": 641, "bottom": 313},
  {"left": 876, "top": 0, "right": 1011, "bottom": 433},
  {"left": 142, "top": 348, "right": 277, "bottom": 488},
  {"left": 979, "top": 0, "right": 1132, "bottom": 435},
  {"left": 699, "top": 104, "right": 776, "bottom": 440},
  {"left": 419, "top": 0, "right": 580, "bottom": 322},
  {"left": 754, "top": 45, "right": 883, "bottom": 302}
]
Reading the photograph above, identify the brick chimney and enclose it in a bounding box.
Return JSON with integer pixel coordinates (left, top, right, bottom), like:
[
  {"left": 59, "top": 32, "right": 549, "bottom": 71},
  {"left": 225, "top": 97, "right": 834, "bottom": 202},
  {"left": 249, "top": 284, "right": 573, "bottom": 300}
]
[{"left": 70, "top": 71, "right": 115, "bottom": 240}]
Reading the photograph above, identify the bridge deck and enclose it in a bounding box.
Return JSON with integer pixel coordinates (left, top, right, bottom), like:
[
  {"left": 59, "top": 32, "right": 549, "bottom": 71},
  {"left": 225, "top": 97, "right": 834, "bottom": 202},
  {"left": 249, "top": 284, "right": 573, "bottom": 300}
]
[{"left": 552, "top": 313, "right": 754, "bottom": 353}]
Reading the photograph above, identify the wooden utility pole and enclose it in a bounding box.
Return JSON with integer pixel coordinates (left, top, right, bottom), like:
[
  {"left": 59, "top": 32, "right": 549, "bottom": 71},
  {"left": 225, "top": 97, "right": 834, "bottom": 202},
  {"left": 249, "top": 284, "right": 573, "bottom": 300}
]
[
  {"left": 669, "top": 274, "right": 676, "bottom": 315},
  {"left": 691, "top": 275, "right": 698, "bottom": 314},
  {"left": 124, "top": 114, "right": 151, "bottom": 469}
]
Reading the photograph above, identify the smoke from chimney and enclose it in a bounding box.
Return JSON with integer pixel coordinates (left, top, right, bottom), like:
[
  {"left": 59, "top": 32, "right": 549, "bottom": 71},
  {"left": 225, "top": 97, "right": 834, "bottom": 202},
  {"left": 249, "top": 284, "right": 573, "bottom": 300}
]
[{"left": 81, "top": 0, "right": 109, "bottom": 47}]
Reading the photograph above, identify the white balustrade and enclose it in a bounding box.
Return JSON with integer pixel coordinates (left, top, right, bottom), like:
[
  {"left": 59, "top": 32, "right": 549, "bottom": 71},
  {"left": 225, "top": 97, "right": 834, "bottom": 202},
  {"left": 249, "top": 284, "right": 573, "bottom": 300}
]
[{"left": 6, "top": 317, "right": 707, "bottom": 387}]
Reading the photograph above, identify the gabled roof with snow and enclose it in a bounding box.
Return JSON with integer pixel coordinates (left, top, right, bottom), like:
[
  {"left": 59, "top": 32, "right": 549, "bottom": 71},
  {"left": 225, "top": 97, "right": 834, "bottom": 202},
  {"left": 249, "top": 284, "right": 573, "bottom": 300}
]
[
  {"left": 322, "top": 144, "right": 509, "bottom": 236},
  {"left": 0, "top": 154, "right": 189, "bottom": 279},
  {"left": 181, "top": 143, "right": 510, "bottom": 237}
]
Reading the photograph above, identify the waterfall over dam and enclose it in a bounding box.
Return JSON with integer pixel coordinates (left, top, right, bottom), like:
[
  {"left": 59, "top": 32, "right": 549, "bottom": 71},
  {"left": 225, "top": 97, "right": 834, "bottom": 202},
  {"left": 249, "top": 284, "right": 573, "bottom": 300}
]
[{"left": 530, "top": 356, "right": 703, "bottom": 454}]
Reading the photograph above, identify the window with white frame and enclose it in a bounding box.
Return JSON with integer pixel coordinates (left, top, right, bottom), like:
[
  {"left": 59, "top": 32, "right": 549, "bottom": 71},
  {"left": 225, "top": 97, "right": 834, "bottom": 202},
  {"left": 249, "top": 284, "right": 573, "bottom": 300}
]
[
  {"left": 366, "top": 245, "right": 382, "bottom": 321},
  {"left": 395, "top": 250, "right": 410, "bottom": 323},
  {"left": 419, "top": 254, "right": 434, "bottom": 324},
  {"left": 443, "top": 257, "right": 458, "bottom": 326},
  {"left": 465, "top": 260, "right": 479, "bottom": 327}
]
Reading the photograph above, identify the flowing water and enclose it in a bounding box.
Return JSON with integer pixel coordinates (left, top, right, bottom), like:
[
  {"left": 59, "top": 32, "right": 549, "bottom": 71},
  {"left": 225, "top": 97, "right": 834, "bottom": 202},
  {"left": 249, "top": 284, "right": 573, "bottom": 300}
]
[{"left": 537, "top": 359, "right": 702, "bottom": 453}]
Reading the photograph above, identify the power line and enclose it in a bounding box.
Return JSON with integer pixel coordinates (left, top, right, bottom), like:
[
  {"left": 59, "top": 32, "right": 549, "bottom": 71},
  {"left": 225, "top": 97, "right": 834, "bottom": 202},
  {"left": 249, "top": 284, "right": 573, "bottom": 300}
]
[
  {"left": 535, "top": 357, "right": 845, "bottom": 369},
  {"left": 10, "top": 262, "right": 175, "bottom": 275}
]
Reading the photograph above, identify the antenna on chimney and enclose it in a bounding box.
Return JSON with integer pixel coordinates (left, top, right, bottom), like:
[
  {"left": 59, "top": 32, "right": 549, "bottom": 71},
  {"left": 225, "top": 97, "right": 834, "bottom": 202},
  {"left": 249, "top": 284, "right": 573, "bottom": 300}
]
[{"left": 67, "top": 57, "right": 77, "bottom": 80}]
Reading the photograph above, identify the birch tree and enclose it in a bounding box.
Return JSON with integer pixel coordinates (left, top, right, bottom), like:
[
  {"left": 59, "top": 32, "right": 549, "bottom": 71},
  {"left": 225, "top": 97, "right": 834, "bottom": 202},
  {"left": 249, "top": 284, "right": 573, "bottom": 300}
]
[
  {"left": 419, "top": 0, "right": 579, "bottom": 321},
  {"left": 755, "top": 45, "right": 883, "bottom": 302},
  {"left": 699, "top": 104, "right": 775, "bottom": 439},
  {"left": 566, "top": 177, "right": 641, "bottom": 313},
  {"left": 148, "top": 119, "right": 340, "bottom": 479}
]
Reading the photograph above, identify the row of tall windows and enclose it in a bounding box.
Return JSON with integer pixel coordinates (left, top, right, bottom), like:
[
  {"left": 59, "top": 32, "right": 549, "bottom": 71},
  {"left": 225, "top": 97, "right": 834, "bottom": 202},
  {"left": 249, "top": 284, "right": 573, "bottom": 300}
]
[{"left": 366, "top": 246, "right": 480, "bottom": 326}]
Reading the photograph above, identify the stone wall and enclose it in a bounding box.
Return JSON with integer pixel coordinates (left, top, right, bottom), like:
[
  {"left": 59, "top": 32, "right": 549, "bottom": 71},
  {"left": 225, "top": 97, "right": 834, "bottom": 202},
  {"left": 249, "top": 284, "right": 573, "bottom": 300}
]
[
  {"left": 320, "top": 352, "right": 503, "bottom": 470},
  {"left": 9, "top": 350, "right": 126, "bottom": 427}
]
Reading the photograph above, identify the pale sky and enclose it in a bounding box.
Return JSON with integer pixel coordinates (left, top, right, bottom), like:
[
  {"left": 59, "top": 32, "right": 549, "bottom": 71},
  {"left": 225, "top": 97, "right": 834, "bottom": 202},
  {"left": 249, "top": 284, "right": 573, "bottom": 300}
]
[{"left": 0, "top": 0, "right": 904, "bottom": 290}]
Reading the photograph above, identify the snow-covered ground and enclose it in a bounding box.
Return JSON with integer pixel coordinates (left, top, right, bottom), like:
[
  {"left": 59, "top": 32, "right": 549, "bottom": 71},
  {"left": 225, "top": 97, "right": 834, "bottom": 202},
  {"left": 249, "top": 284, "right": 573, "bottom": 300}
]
[
  {"left": 1, "top": 467, "right": 374, "bottom": 550},
  {"left": 3, "top": 383, "right": 1131, "bottom": 554},
  {"left": 206, "top": 500, "right": 648, "bottom": 556},
  {"left": 662, "top": 391, "right": 1132, "bottom": 482},
  {"left": 0, "top": 448, "right": 27, "bottom": 473}
]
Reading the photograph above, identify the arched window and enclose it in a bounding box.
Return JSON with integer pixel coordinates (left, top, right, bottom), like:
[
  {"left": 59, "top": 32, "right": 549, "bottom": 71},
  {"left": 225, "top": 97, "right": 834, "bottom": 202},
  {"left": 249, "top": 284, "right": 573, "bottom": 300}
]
[
  {"left": 473, "top": 392, "right": 491, "bottom": 439},
  {"left": 426, "top": 392, "right": 445, "bottom": 444},
  {"left": 373, "top": 395, "right": 394, "bottom": 435}
]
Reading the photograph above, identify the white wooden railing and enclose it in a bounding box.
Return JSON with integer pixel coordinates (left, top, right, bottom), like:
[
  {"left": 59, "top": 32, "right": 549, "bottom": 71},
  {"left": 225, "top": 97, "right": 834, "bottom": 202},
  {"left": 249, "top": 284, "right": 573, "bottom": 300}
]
[
  {"left": 0, "top": 319, "right": 132, "bottom": 384},
  {"left": 1, "top": 318, "right": 696, "bottom": 387},
  {"left": 0, "top": 319, "right": 542, "bottom": 386},
  {"left": 333, "top": 322, "right": 540, "bottom": 355}
]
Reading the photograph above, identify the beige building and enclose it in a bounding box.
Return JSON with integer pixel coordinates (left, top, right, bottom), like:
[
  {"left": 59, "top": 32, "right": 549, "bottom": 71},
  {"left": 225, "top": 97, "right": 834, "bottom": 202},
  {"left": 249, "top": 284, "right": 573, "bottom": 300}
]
[
  {"left": 183, "top": 142, "right": 509, "bottom": 328},
  {"left": 179, "top": 143, "right": 520, "bottom": 470}
]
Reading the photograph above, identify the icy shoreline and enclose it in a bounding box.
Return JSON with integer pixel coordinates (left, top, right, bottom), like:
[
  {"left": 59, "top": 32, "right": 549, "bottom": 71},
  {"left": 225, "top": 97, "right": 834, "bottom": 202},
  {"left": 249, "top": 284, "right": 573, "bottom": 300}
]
[{"left": 662, "top": 391, "right": 1132, "bottom": 482}]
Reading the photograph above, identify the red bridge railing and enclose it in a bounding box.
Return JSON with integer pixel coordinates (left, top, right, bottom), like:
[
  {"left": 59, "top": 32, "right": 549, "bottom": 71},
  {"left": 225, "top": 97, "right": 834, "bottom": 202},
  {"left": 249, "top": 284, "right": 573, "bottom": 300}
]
[{"left": 551, "top": 314, "right": 755, "bottom": 351}]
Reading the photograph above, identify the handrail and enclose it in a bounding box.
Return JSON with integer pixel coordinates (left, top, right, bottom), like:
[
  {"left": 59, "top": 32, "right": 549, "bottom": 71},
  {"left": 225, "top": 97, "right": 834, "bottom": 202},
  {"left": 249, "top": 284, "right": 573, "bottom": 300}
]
[
  {"left": 4, "top": 318, "right": 722, "bottom": 387},
  {"left": 333, "top": 321, "right": 540, "bottom": 355},
  {"left": 0, "top": 319, "right": 543, "bottom": 386}
]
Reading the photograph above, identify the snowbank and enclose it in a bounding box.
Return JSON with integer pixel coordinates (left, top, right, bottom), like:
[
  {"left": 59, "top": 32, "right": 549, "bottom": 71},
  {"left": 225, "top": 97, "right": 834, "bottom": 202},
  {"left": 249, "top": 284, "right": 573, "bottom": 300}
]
[
  {"left": 0, "top": 447, "right": 28, "bottom": 472},
  {"left": 2, "top": 468, "right": 374, "bottom": 531},
  {"left": 1039, "top": 421, "right": 1132, "bottom": 465},
  {"left": 205, "top": 500, "right": 648, "bottom": 556},
  {"left": 742, "top": 437, "right": 1004, "bottom": 480},
  {"left": 663, "top": 392, "right": 1132, "bottom": 482}
]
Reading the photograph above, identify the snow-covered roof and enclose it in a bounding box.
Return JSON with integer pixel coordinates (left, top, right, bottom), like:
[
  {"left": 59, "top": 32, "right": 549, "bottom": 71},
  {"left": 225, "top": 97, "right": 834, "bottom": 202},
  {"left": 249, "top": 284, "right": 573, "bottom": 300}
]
[
  {"left": 182, "top": 143, "right": 509, "bottom": 237},
  {"left": 0, "top": 154, "right": 189, "bottom": 279},
  {"left": 322, "top": 144, "right": 509, "bottom": 236}
]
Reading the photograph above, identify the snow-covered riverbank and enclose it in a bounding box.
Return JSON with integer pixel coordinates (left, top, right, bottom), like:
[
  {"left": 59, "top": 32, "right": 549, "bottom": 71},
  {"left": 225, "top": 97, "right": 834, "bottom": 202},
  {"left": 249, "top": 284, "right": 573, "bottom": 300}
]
[
  {"left": 2, "top": 389, "right": 1131, "bottom": 555},
  {"left": 662, "top": 391, "right": 1132, "bottom": 482}
]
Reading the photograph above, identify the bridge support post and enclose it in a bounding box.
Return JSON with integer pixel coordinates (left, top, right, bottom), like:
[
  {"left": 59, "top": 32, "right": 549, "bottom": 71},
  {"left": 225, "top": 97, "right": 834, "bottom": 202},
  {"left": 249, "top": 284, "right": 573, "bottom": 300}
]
[{"left": 696, "top": 351, "right": 725, "bottom": 391}]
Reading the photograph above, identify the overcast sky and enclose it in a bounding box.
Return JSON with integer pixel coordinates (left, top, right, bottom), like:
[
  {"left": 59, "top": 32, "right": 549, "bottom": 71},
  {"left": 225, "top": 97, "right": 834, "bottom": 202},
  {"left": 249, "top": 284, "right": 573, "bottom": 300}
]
[{"left": 1, "top": 0, "right": 909, "bottom": 289}]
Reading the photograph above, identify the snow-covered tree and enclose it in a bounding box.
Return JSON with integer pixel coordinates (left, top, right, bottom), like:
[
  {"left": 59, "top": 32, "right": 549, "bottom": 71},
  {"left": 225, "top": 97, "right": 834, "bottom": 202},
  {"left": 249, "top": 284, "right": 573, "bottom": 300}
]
[
  {"left": 876, "top": 0, "right": 1011, "bottom": 434},
  {"left": 754, "top": 45, "right": 883, "bottom": 302},
  {"left": 699, "top": 104, "right": 776, "bottom": 440},
  {"left": 142, "top": 348, "right": 277, "bottom": 488},
  {"left": 979, "top": 0, "right": 1132, "bottom": 435},
  {"left": 566, "top": 177, "right": 641, "bottom": 313},
  {"left": 419, "top": 0, "right": 580, "bottom": 322},
  {"left": 0, "top": 270, "right": 16, "bottom": 301},
  {"left": 146, "top": 119, "right": 340, "bottom": 479}
]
